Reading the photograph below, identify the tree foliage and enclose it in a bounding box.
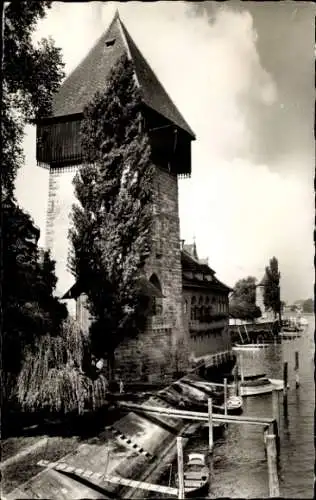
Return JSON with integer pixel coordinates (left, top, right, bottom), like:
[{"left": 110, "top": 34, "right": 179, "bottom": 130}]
[
  {"left": 70, "top": 55, "right": 154, "bottom": 369},
  {"left": 263, "top": 257, "right": 281, "bottom": 318},
  {"left": 2, "top": 199, "right": 68, "bottom": 395},
  {"left": 1, "top": 2, "right": 66, "bottom": 404},
  {"left": 302, "top": 298, "right": 314, "bottom": 313},
  {"left": 2, "top": 0, "right": 64, "bottom": 197},
  {"left": 229, "top": 276, "right": 262, "bottom": 321},
  {"left": 17, "top": 319, "right": 108, "bottom": 415}
]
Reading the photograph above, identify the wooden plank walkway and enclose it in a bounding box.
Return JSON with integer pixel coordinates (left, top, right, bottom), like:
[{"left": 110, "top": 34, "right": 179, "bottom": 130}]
[
  {"left": 117, "top": 402, "right": 274, "bottom": 426},
  {"left": 37, "top": 460, "right": 178, "bottom": 496}
]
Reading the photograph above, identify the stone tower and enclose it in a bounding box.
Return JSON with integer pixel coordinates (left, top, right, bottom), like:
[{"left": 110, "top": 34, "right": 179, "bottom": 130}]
[
  {"left": 36, "top": 12, "right": 195, "bottom": 381},
  {"left": 256, "top": 273, "right": 274, "bottom": 321}
]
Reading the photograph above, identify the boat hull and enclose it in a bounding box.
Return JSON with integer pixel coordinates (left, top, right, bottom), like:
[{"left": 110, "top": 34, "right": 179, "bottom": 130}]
[
  {"left": 233, "top": 344, "right": 272, "bottom": 350},
  {"left": 279, "top": 332, "right": 302, "bottom": 339},
  {"left": 184, "top": 480, "right": 209, "bottom": 498},
  {"left": 176, "top": 464, "right": 209, "bottom": 498},
  {"left": 240, "top": 378, "right": 284, "bottom": 396}
]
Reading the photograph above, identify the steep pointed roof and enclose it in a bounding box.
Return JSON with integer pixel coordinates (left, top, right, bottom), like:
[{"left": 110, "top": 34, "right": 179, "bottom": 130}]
[
  {"left": 51, "top": 12, "right": 195, "bottom": 139},
  {"left": 258, "top": 272, "right": 268, "bottom": 286}
]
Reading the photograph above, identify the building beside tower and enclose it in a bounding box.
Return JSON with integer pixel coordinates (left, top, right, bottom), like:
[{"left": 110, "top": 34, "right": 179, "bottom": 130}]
[{"left": 36, "top": 12, "right": 232, "bottom": 381}]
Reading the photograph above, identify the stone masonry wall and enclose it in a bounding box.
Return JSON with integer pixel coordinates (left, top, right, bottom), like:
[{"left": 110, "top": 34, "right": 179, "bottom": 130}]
[
  {"left": 46, "top": 166, "right": 78, "bottom": 300},
  {"left": 47, "top": 162, "right": 188, "bottom": 381},
  {"left": 189, "top": 328, "right": 231, "bottom": 358},
  {"left": 114, "top": 165, "right": 189, "bottom": 379},
  {"left": 113, "top": 327, "right": 174, "bottom": 383}
]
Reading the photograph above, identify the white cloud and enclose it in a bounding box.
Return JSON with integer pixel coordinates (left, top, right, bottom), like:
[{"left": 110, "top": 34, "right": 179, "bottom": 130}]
[{"left": 15, "top": 1, "right": 313, "bottom": 302}]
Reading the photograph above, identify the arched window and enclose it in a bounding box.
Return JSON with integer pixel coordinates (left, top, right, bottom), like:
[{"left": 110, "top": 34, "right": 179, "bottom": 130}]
[
  {"left": 184, "top": 299, "right": 188, "bottom": 314},
  {"left": 149, "top": 274, "right": 162, "bottom": 316},
  {"left": 194, "top": 306, "right": 200, "bottom": 321},
  {"left": 150, "top": 273, "right": 162, "bottom": 292},
  {"left": 198, "top": 296, "right": 204, "bottom": 321},
  {"left": 191, "top": 296, "right": 197, "bottom": 320},
  {"left": 205, "top": 306, "right": 211, "bottom": 322}
]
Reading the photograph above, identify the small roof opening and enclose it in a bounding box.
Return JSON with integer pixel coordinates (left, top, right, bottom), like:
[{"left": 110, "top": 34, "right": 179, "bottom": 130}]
[{"left": 105, "top": 38, "right": 116, "bottom": 47}]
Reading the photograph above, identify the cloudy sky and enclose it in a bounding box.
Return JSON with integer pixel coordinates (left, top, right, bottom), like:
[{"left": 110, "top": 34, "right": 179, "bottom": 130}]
[{"left": 16, "top": 1, "right": 314, "bottom": 303}]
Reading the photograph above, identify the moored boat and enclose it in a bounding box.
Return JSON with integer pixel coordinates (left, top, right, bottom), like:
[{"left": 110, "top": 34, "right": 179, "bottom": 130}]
[
  {"left": 282, "top": 317, "right": 305, "bottom": 333},
  {"left": 298, "top": 316, "right": 308, "bottom": 326},
  {"left": 239, "top": 376, "right": 284, "bottom": 396},
  {"left": 221, "top": 395, "right": 243, "bottom": 414},
  {"left": 233, "top": 343, "right": 273, "bottom": 351},
  {"left": 279, "top": 331, "right": 302, "bottom": 340},
  {"left": 175, "top": 453, "right": 209, "bottom": 497}
]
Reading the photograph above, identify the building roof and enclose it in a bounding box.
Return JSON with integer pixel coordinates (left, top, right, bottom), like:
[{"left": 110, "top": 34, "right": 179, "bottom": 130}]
[
  {"left": 51, "top": 11, "right": 195, "bottom": 139},
  {"left": 61, "top": 275, "right": 163, "bottom": 300},
  {"left": 258, "top": 272, "right": 268, "bottom": 286},
  {"left": 182, "top": 276, "right": 232, "bottom": 293},
  {"left": 183, "top": 243, "right": 198, "bottom": 260},
  {"left": 181, "top": 249, "right": 232, "bottom": 293},
  {"left": 181, "top": 248, "right": 215, "bottom": 275}
]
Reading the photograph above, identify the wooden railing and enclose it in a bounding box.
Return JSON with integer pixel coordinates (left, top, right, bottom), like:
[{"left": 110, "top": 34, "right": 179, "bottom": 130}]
[
  {"left": 193, "top": 349, "right": 234, "bottom": 368},
  {"left": 189, "top": 318, "right": 228, "bottom": 332}
]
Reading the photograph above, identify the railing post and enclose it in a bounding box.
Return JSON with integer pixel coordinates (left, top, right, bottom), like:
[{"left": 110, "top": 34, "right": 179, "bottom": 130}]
[
  {"left": 208, "top": 398, "right": 213, "bottom": 452},
  {"left": 283, "top": 362, "right": 288, "bottom": 397},
  {"left": 283, "top": 362, "right": 288, "bottom": 419},
  {"left": 266, "top": 434, "right": 280, "bottom": 497},
  {"left": 224, "top": 378, "right": 228, "bottom": 415},
  {"left": 234, "top": 360, "right": 239, "bottom": 396},
  {"left": 207, "top": 398, "right": 214, "bottom": 498},
  {"left": 272, "top": 389, "right": 280, "bottom": 431},
  {"left": 239, "top": 352, "right": 244, "bottom": 382},
  {"left": 176, "top": 436, "right": 185, "bottom": 499},
  {"left": 294, "top": 351, "right": 300, "bottom": 388},
  {"left": 263, "top": 425, "right": 269, "bottom": 454}
]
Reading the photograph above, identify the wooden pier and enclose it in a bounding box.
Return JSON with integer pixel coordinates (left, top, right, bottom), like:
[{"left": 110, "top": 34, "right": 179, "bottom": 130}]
[
  {"left": 117, "top": 402, "right": 275, "bottom": 426},
  {"left": 37, "top": 460, "right": 178, "bottom": 496}
]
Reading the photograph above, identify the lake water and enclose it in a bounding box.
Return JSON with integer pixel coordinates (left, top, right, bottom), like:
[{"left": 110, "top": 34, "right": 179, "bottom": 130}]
[{"left": 160, "top": 314, "right": 314, "bottom": 498}]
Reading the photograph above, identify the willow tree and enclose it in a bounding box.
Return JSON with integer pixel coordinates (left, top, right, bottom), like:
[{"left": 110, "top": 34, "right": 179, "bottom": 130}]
[
  {"left": 18, "top": 319, "right": 108, "bottom": 415},
  {"left": 70, "top": 55, "right": 154, "bottom": 378}
]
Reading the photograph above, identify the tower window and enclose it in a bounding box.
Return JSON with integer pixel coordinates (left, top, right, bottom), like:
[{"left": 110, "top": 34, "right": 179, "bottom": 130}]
[
  {"left": 105, "top": 38, "right": 116, "bottom": 47},
  {"left": 184, "top": 299, "right": 188, "bottom": 314}
]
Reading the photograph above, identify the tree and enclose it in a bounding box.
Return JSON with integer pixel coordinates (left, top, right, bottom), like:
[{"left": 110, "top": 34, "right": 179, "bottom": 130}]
[
  {"left": 2, "top": 1, "right": 64, "bottom": 197},
  {"left": 229, "top": 276, "right": 262, "bottom": 321},
  {"left": 263, "top": 257, "right": 281, "bottom": 320},
  {"left": 302, "top": 298, "right": 314, "bottom": 313},
  {"left": 70, "top": 54, "right": 154, "bottom": 378},
  {"left": 1, "top": 1, "right": 65, "bottom": 405},
  {"left": 2, "top": 199, "right": 68, "bottom": 401}
]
